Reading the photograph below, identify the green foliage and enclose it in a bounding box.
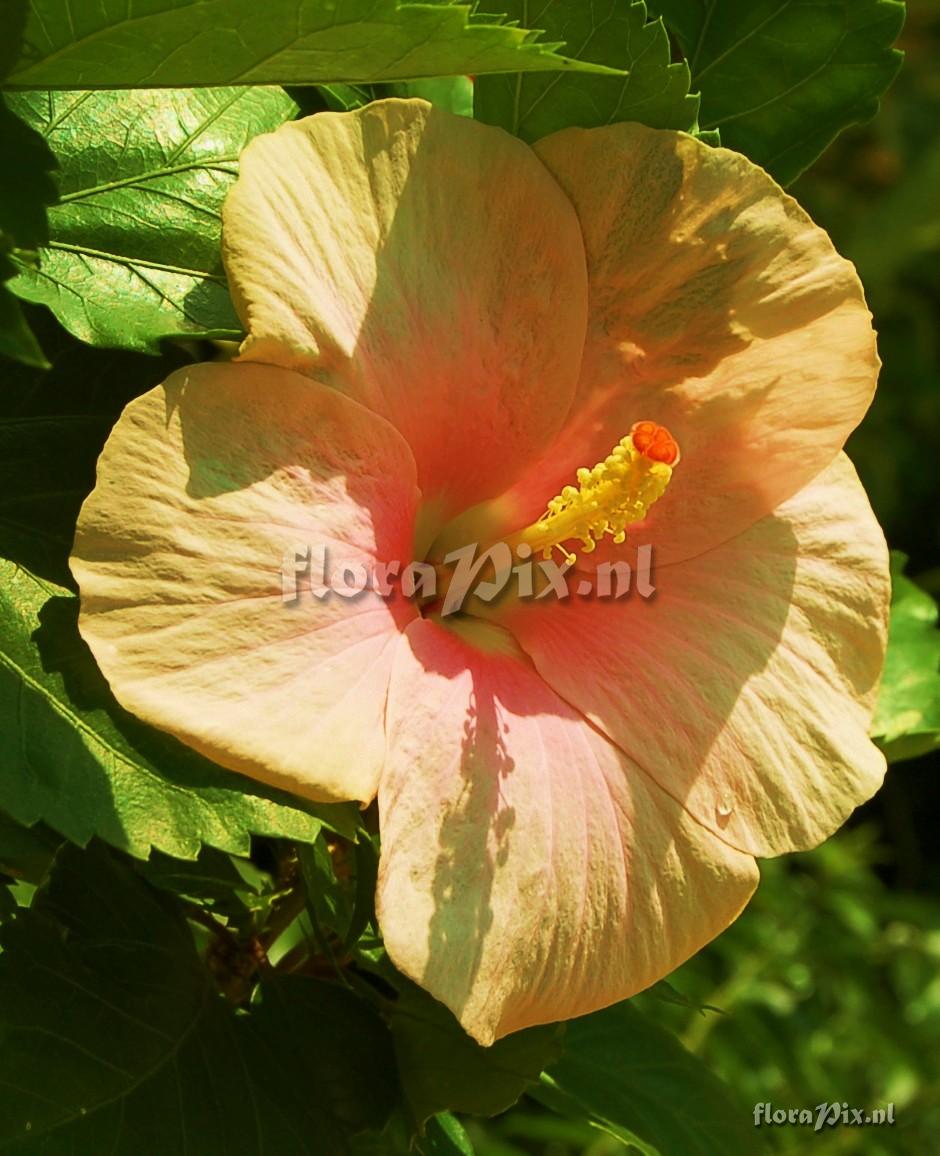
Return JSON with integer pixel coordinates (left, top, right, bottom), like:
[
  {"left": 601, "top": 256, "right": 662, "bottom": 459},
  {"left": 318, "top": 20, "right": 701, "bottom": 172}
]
[
  {"left": 873, "top": 553, "right": 940, "bottom": 763},
  {"left": 649, "top": 0, "right": 905, "bottom": 183},
  {"left": 475, "top": 0, "right": 699, "bottom": 140},
  {"left": 0, "top": 561, "right": 353, "bottom": 858},
  {"left": 0, "top": 840, "right": 399, "bottom": 1154},
  {"left": 644, "top": 829, "right": 940, "bottom": 1155},
  {"left": 0, "top": 94, "right": 57, "bottom": 366},
  {"left": 0, "top": 282, "right": 47, "bottom": 367},
  {"left": 419, "top": 1114, "right": 477, "bottom": 1155},
  {"left": 3, "top": 0, "right": 620, "bottom": 89},
  {"left": 300, "top": 830, "right": 379, "bottom": 951},
  {"left": 539, "top": 1003, "right": 759, "bottom": 1156},
  {"left": 390, "top": 976, "right": 563, "bottom": 1124},
  {"left": 0, "top": 809, "right": 60, "bottom": 882},
  {"left": 137, "top": 843, "right": 286, "bottom": 933},
  {"left": 7, "top": 87, "right": 296, "bottom": 352},
  {"left": 0, "top": 309, "right": 190, "bottom": 581}
]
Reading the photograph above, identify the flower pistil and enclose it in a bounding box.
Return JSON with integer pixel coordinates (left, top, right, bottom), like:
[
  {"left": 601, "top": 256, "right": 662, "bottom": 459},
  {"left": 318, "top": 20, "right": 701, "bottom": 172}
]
[{"left": 513, "top": 421, "right": 680, "bottom": 564}]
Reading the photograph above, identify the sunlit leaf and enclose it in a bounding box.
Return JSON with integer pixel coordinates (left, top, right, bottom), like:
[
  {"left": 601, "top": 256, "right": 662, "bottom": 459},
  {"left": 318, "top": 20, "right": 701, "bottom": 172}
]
[
  {"left": 4, "top": 0, "right": 620, "bottom": 89},
  {"left": 872, "top": 552, "right": 940, "bottom": 763},
  {"left": 7, "top": 86, "right": 297, "bottom": 352}
]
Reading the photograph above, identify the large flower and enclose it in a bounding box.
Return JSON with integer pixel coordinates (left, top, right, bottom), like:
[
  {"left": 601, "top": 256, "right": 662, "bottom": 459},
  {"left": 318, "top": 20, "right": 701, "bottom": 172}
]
[{"left": 71, "top": 100, "right": 890, "bottom": 1045}]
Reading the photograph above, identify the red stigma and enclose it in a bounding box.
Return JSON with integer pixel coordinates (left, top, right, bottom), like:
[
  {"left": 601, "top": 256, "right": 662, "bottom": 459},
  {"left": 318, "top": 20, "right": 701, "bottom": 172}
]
[{"left": 630, "top": 421, "right": 680, "bottom": 465}]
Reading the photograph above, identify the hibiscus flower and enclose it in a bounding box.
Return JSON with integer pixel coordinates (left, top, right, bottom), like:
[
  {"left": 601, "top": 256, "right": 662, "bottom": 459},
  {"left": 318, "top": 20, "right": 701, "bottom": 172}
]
[{"left": 71, "top": 99, "right": 889, "bottom": 1045}]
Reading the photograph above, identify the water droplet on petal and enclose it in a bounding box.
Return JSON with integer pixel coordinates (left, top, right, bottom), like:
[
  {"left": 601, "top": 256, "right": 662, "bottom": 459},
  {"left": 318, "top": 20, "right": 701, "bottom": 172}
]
[{"left": 716, "top": 795, "right": 734, "bottom": 819}]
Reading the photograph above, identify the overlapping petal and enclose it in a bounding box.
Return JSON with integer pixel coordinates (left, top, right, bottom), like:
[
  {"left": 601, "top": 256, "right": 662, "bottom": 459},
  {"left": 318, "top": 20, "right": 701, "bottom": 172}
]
[
  {"left": 223, "top": 99, "right": 589, "bottom": 530},
  {"left": 493, "top": 456, "right": 888, "bottom": 857},
  {"left": 71, "top": 361, "right": 420, "bottom": 804},
  {"left": 476, "top": 122, "right": 879, "bottom": 565},
  {"left": 377, "top": 618, "right": 759, "bottom": 1045}
]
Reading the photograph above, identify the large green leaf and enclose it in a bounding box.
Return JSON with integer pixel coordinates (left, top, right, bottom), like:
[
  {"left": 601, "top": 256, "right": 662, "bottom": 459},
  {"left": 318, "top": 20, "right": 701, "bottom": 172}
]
[
  {"left": 7, "top": 86, "right": 297, "bottom": 353},
  {"left": 872, "top": 552, "right": 940, "bottom": 763},
  {"left": 4, "top": 0, "right": 620, "bottom": 89},
  {"left": 649, "top": 0, "right": 905, "bottom": 184},
  {"left": 475, "top": 0, "right": 699, "bottom": 140},
  {"left": 542, "top": 1001, "right": 760, "bottom": 1156},
  {"left": 0, "top": 840, "right": 398, "bottom": 1154}
]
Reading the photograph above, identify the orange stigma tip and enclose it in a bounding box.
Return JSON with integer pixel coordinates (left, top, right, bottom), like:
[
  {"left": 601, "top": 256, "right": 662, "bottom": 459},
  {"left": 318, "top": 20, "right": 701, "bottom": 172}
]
[{"left": 630, "top": 420, "right": 680, "bottom": 466}]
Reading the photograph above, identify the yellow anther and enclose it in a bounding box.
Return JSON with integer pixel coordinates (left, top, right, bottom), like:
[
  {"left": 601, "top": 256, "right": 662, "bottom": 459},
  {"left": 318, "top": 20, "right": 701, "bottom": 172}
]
[{"left": 515, "top": 421, "right": 680, "bottom": 563}]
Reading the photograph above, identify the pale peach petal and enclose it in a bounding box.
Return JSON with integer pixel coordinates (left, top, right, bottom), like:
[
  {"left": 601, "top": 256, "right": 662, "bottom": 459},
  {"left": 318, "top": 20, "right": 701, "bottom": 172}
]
[
  {"left": 471, "top": 122, "right": 879, "bottom": 565},
  {"left": 222, "top": 98, "right": 588, "bottom": 528},
  {"left": 71, "top": 362, "right": 420, "bottom": 804},
  {"left": 494, "top": 455, "right": 889, "bottom": 857},
  {"left": 377, "top": 618, "right": 758, "bottom": 1046}
]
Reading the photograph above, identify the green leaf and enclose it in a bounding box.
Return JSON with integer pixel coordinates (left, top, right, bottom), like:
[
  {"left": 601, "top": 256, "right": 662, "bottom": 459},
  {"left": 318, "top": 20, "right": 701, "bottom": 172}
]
[
  {"left": 7, "top": 86, "right": 297, "bottom": 353},
  {"left": 244, "top": 974, "right": 401, "bottom": 1142},
  {"left": 531, "top": 1078, "right": 661, "bottom": 1156},
  {"left": 649, "top": 0, "right": 905, "bottom": 184},
  {"left": 417, "top": 1113, "right": 475, "bottom": 1155},
  {"left": 389, "top": 76, "right": 475, "bottom": 117},
  {"left": 0, "top": 561, "right": 358, "bottom": 859},
  {"left": 300, "top": 830, "right": 378, "bottom": 950},
  {"left": 4, "top": 0, "right": 622, "bottom": 89},
  {"left": 872, "top": 552, "right": 940, "bottom": 763},
  {"left": 0, "top": 94, "right": 57, "bottom": 366},
  {"left": 0, "top": 840, "right": 398, "bottom": 1154},
  {"left": 390, "top": 976, "right": 563, "bottom": 1124},
  {"left": 136, "top": 844, "right": 277, "bottom": 931},
  {"left": 544, "top": 1001, "right": 761, "bottom": 1156},
  {"left": 0, "top": 281, "right": 48, "bottom": 368},
  {"left": 317, "top": 75, "right": 474, "bottom": 116},
  {"left": 475, "top": 0, "right": 699, "bottom": 140}
]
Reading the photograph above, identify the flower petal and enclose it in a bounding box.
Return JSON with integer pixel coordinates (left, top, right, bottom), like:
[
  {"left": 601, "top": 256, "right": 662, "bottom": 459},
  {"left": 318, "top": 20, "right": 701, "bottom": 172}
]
[
  {"left": 485, "top": 122, "right": 878, "bottom": 564},
  {"left": 71, "top": 361, "right": 420, "bottom": 804},
  {"left": 223, "top": 98, "right": 588, "bottom": 527},
  {"left": 377, "top": 618, "right": 758, "bottom": 1045},
  {"left": 495, "top": 455, "right": 889, "bottom": 857}
]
